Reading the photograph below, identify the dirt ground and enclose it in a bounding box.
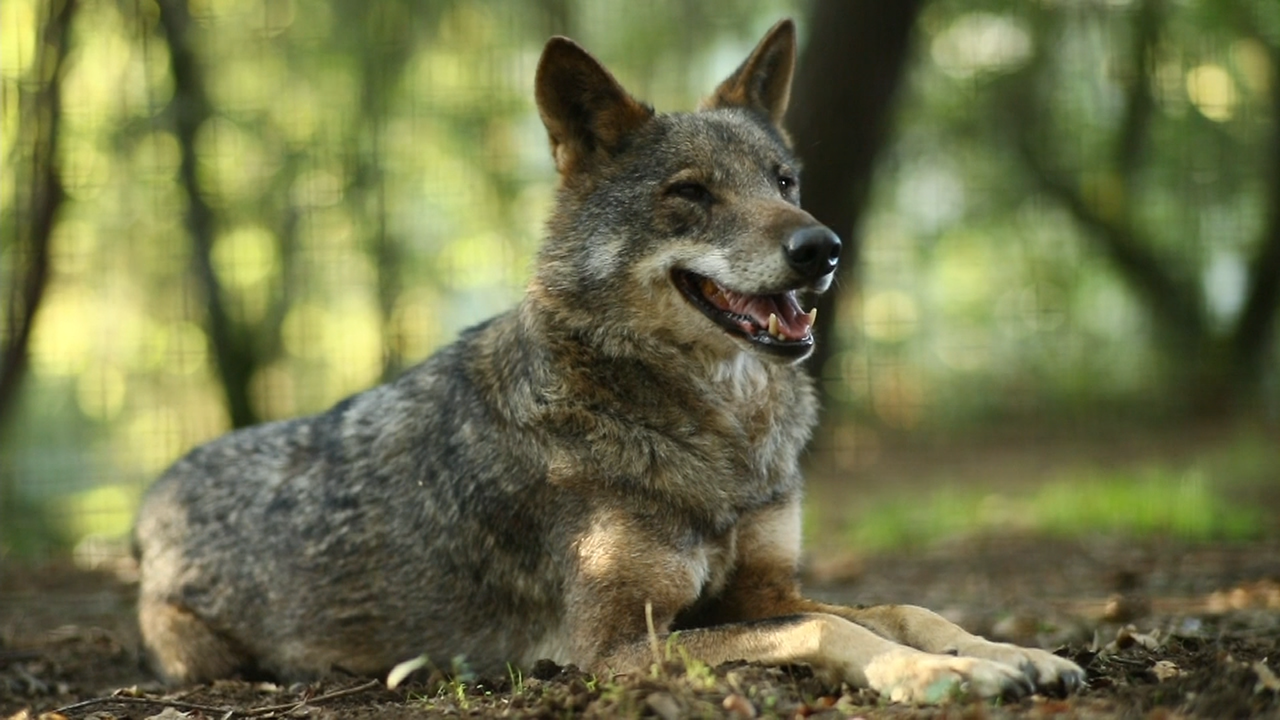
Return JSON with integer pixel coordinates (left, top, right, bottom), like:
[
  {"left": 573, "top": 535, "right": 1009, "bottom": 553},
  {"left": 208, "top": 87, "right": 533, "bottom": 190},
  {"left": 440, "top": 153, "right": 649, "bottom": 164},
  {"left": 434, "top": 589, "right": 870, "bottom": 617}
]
[{"left": 3, "top": 535, "right": 1279, "bottom": 719}]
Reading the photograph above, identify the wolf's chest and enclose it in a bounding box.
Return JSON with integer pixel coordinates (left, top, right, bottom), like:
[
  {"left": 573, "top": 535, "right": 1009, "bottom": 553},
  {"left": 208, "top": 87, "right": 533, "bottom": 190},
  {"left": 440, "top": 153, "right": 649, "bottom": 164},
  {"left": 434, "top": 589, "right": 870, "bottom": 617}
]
[{"left": 686, "top": 527, "right": 738, "bottom": 601}]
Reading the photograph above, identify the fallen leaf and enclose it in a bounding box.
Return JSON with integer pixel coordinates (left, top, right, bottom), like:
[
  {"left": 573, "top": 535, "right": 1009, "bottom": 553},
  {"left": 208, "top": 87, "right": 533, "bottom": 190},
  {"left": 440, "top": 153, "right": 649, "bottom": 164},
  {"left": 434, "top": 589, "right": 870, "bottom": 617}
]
[
  {"left": 722, "top": 693, "right": 757, "bottom": 718},
  {"left": 111, "top": 686, "right": 143, "bottom": 698},
  {"left": 645, "top": 691, "right": 682, "bottom": 720},
  {"left": 1109, "top": 624, "right": 1161, "bottom": 652},
  {"left": 387, "top": 654, "right": 431, "bottom": 689},
  {"left": 1206, "top": 580, "right": 1280, "bottom": 613},
  {"left": 142, "top": 709, "right": 189, "bottom": 720},
  {"left": 1254, "top": 660, "right": 1280, "bottom": 694},
  {"left": 1151, "top": 660, "right": 1180, "bottom": 681}
]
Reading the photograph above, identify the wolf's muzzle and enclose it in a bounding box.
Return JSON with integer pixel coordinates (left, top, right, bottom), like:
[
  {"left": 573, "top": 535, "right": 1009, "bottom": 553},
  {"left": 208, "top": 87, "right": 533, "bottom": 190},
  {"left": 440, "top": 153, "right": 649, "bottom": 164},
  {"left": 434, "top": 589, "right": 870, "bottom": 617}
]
[{"left": 783, "top": 226, "right": 841, "bottom": 281}]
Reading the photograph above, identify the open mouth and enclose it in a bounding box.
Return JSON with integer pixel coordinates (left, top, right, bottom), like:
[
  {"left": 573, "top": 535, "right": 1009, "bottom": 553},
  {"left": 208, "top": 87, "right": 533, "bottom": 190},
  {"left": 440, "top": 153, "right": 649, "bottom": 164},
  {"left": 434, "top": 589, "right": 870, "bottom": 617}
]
[{"left": 673, "top": 270, "right": 817, "bottom": 359}]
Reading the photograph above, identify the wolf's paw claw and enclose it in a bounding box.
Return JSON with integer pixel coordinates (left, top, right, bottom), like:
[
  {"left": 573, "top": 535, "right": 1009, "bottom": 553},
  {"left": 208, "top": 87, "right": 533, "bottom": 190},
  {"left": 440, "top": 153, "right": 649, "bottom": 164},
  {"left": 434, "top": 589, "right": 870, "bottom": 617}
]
[{"left": 957, "top": 642, "right": 1086, "bottom": 695}]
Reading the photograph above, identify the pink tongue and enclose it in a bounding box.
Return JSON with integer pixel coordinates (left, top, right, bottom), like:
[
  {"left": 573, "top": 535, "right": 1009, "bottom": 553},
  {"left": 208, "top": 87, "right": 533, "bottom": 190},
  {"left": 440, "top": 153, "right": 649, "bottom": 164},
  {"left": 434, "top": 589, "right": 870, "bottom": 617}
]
[{"left": 717, "top": 285, "right": 811, "bottom": 340}]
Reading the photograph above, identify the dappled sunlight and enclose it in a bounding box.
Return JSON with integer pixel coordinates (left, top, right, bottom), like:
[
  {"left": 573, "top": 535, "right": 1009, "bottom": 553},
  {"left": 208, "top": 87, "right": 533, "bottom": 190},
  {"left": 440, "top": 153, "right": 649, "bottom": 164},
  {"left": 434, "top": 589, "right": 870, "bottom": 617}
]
[
  {"left": 1, "top": 0, "right": 1276, "bottom": 563},
  {"left": 195, "top": 117, "right": 282, "bottom": 204},
  {"left": 0, "top": 0, "right": 38, "bottom": 79},
  {"left": 930, "top": 12, "right": 1032, "bottom": 79},
  {"left": 931, "top": 232, "right": 995, "bottom": 319},
  {"left": 209, "top": 49, "right": 290, "bottom": 114},
  {"left": 62, "top": 4, "right": 137, "bottom": 117},
  {"left": 389, "top": 287, "right": 446, "bottom": 363},
  {"left": 122, "top": 405, "right": 186, "bottom": 476},
  {"left": 327, "top": 299, "right": 386, "bottom": 398},
  {"left": 30, "top": 287, "right": 94, "bottom": 377},
  {"left": 162, "top": 322, "right": 212, "bottom": 376},
  {"left": 57, "top": 133, "right": 110, "bottom": 201},
  {"left": 281, "top": 303, "right": 332, "bottom": 361},
  {"left": 861, "top": 290, "right": 919, "bottom": 344},
  {"left": 75, "top": 364, "right": 127, "bottom": 421},
  {"left": 59, "top": 484, "right": 138, "bottom": 540},
  {"left": 1231, "top": 39, "right": 1272, "bottom": 98},
  {"left": 130, "top": 131, "right": 182, "bottom": 185},
  {"left": 213, "top": 226, "right": 280, "bottom": 286},
  {"left": 1185, "top": 63, "right": 1238, "bottom": 123}
]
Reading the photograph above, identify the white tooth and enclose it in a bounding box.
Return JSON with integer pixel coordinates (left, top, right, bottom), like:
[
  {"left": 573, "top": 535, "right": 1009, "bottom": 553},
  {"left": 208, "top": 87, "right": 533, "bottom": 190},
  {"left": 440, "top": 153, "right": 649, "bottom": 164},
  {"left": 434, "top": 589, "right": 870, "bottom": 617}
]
[
  {"left": 808, "top": 307, "right": 818, "bottom": 326},
  {"left": 768, "top": 313, "right": 779, "bottom": 337}
]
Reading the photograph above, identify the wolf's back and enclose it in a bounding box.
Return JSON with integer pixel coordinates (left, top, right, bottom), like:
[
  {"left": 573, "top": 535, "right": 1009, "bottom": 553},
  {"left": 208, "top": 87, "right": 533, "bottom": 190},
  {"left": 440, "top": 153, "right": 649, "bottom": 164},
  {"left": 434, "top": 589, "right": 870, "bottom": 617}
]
[{"left": 134, "top": 311, "right": 572, "bottom": 681}]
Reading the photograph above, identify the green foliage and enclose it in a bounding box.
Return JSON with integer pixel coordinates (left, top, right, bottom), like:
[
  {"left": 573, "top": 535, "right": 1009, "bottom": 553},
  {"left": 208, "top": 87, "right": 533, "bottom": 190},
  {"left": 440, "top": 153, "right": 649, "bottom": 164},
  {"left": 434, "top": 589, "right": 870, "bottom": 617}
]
[
  {"left": 1, "top": 0, "right": 1275, "bottom": 559},
  {"left": 832, "top": 0, "right": 1280, "bottom": 428},
  {"left": 844, "top": 430, "right": 1274, "bottom": 551},
  {"left": 0, "top": 0, "right": 803, "bottom": 559}
]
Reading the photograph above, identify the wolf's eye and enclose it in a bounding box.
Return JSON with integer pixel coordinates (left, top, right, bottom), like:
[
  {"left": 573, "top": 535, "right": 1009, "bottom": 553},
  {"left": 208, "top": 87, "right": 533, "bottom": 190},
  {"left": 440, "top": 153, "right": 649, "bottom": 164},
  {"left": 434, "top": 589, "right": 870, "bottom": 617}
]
[
  {"left": 667, "top": 182, "right": 713, "bottom": 205},
  {"left": 777, "top": 174, "right": 797, "bottom": 194}
]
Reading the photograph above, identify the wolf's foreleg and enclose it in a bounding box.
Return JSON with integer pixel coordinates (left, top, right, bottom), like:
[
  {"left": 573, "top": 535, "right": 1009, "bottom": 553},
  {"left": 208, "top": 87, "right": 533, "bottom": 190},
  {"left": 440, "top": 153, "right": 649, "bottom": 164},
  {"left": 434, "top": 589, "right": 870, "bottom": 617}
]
[
  {"left": 599, "top": 612, "right": 1035, "bottom": 704},
  {"left": 810, "top": 602, "right": 1086, "bottom": 695}
]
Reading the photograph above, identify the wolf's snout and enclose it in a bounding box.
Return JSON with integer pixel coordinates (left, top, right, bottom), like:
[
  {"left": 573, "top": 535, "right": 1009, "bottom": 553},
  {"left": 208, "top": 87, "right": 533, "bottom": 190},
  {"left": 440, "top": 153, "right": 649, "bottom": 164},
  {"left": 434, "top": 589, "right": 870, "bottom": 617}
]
[{"left": 783, "top": 226, "right": 841, "bottom": 280}]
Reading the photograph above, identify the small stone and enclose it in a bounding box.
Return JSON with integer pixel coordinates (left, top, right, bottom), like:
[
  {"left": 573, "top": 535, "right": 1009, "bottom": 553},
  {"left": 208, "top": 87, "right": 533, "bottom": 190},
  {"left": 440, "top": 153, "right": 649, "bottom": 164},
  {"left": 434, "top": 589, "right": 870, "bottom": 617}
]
[
  {"left": 645, "top": 691, "right": 682, "bottom": 720},
  {"left": 722, "top": 693, "right": 757, "bottom": 718}
]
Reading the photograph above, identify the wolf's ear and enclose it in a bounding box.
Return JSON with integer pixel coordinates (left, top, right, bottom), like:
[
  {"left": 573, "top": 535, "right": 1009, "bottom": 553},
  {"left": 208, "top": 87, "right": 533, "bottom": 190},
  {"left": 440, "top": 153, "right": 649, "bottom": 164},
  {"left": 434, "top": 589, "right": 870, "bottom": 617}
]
[
  {"left": 705, "top": 19, "right": 796, "bottom": 127},
  {"left": 535, "top": 37, "right": 654, "bottom": 176}
]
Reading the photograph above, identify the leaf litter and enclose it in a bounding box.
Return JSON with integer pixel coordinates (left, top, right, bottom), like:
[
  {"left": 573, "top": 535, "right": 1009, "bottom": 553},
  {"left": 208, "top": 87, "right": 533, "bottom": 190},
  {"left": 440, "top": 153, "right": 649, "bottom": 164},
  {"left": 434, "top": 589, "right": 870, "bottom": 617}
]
[{"left": 4, "top": 538, "right": 1279, "bottom": 718}]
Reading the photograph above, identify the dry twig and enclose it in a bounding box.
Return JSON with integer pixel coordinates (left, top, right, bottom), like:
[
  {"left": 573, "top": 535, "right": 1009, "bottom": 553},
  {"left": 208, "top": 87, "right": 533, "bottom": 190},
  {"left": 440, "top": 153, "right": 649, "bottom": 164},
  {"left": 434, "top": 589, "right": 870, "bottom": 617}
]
[{"left": 51, "top": 679, "right": 383, "bottom": 718}]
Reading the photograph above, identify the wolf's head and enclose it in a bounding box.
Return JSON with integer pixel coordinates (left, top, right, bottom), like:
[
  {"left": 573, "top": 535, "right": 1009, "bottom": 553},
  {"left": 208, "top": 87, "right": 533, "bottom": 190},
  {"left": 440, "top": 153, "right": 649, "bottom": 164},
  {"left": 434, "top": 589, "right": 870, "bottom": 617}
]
[{"left": 530, "top": 20, "right": 840, "bottom": 366}]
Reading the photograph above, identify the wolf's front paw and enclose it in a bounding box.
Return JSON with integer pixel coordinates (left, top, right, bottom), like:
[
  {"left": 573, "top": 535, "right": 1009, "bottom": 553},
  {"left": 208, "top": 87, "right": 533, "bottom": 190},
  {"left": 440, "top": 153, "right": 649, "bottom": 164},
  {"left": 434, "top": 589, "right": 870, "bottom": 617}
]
[
  {"left": 955, "top": 641, "right": 1086, "bottom": 694},
  {"left": 863, "top": 648, "right": 1032, "bottom": 704}
]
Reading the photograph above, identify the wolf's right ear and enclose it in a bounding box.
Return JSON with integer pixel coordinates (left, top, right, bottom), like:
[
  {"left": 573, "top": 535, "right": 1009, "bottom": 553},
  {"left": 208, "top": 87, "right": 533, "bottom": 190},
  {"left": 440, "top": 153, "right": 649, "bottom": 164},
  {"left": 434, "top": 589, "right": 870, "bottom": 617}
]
[
  {"left": 705, "top": 19, "right": 796, "bottom": 128},
  {"left": 535, "top": 37, "right": 654, "bottom": 176}
]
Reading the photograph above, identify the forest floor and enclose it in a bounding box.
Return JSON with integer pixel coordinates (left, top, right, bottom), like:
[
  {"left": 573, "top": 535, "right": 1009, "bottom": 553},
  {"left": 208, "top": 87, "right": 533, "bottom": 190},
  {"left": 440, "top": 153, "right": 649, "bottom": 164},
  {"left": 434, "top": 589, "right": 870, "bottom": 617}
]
[
  {"left": 3, "top": 424, "right": 1279, "bottom": 718},
  {"left": 3, "top": 537, "right": 1279, "bottom": 719}
]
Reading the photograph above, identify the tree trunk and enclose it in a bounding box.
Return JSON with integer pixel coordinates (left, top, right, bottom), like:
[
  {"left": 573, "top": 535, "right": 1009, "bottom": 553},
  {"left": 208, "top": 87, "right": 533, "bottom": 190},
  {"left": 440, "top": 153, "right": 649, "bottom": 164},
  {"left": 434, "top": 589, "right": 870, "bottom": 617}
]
[
  {"left": 0, "top": 0, "right": 75, "bottom": 433},
  {"left": 157, "top": 0, "right": 260, "bottom": 428},
  {"left": 1228, "top": 38, "right": 1280, "bottom": 409},
  {"left": 788, "top": 0, "right": 924, "bottom": 387}
]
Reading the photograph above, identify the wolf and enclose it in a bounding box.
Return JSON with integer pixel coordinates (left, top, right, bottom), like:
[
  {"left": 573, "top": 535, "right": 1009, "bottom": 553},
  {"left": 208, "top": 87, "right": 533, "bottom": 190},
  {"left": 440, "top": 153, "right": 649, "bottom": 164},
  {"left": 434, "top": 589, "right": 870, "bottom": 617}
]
[{"left": 133, "top": 20, "right": 1084, "bottom": 704}]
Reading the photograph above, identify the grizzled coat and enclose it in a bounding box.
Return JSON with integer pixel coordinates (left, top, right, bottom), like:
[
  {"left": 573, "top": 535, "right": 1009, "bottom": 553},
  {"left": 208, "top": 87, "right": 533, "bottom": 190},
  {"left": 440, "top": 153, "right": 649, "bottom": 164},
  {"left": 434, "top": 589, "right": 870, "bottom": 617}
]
[
  {"left": 135, "top": 21, "right": 817, "bottom": 684},
  {"left": 136, "top": 20, "right": 1084, "bottom": 703}
]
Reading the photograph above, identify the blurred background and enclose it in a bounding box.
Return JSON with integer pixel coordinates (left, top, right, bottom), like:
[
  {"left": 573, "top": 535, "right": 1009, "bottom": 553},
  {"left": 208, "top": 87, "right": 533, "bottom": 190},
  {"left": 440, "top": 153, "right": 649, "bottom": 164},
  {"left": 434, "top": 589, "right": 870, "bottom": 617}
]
[{"left": 2, "top": 0, "right": 1277, "bottom": 569}]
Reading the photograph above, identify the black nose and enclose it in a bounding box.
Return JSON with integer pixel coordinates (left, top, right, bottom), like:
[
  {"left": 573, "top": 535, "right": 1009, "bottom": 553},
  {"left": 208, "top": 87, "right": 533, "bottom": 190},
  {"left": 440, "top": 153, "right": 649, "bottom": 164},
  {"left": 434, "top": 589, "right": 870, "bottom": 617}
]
[{"left": 783, "top": 226, "right": 841, "bottom": 280}]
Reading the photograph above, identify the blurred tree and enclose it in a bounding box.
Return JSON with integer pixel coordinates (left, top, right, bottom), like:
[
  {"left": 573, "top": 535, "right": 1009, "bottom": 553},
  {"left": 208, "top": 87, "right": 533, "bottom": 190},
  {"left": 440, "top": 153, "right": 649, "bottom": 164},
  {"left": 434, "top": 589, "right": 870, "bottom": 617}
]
[
  {"left": 157, "top": 0, "right": 262, "bottom": 428},
  {"left": 1001, "top": 0, "right": 1280, "bottom": 412},
  {"left": 790, "top": 0, "right": 925, "bottom": 389},
  {"left": 0, "top": 0, "right": 76, "bottom": 557},
  {"left": 330, "top": 0, "right": 452, "bottom": 381},
  {"left": 808, "top": 0, "right": 1280, "bottom": 426},
  {"left": 6, "top": 0, "right": 1277, "bottom": 560},
  {"left": 0, "top": 0, "right": 75, "bottom": 432}
]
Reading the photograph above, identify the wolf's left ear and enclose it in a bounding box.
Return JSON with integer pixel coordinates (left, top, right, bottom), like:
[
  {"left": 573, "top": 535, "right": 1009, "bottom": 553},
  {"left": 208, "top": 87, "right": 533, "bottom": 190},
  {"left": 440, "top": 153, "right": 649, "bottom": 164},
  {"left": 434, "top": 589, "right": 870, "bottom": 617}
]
[
  {"left": 536, "top": 37, "right": 655, "bottom": 176},
  {"left": 705, "top": 19, "right": 796, "bottom": 126}
]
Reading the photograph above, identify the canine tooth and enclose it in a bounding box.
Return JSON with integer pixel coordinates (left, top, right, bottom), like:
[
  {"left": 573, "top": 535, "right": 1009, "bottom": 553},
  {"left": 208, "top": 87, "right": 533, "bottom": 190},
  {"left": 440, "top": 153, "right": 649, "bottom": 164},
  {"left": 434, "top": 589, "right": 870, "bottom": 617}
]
[
  {"left": 807, "top": 308, "right": 818, "bottom": 326},
  {"left": 768, "top": 313, "right": 779, "bottom": 337}
]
